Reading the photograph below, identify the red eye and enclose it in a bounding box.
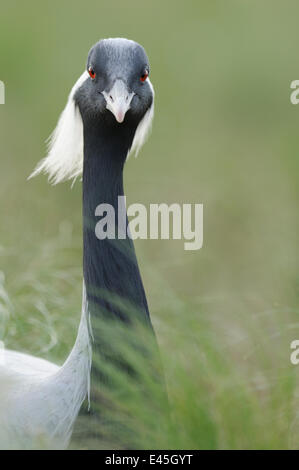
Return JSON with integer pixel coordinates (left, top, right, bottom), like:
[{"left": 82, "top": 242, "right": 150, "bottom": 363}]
[
  {"left": 88, "top": 67, "right": 96, "bottom": 79},
  {"left": 140, "top": 71, "right": 148, "bottom": 82}
]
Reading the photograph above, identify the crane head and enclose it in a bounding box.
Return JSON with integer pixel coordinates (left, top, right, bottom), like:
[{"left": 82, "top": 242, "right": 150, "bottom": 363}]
[
  {"left": 77, "top": 38, "right": 154, "bottom": 125},
  {"left": 30, "top": 38, "right": 154, "bottom": 184}
]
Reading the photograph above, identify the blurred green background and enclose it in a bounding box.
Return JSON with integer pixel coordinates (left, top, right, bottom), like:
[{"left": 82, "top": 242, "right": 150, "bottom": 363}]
[{"left": 0, "top": 0, "right": 298, "bottom": 449}]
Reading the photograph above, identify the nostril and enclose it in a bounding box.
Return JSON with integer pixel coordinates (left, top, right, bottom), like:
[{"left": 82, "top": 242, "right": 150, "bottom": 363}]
[
  {"left": 109, "top": 95, "right": 114, "bottom": 102},
  {"left": 125, "top": 95, "right": 129, "bottom": 102}
]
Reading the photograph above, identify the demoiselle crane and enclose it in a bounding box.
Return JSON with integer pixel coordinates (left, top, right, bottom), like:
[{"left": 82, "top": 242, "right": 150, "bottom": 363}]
[{"left": 0, "top": 38, "right": 155, "bottom": 449}]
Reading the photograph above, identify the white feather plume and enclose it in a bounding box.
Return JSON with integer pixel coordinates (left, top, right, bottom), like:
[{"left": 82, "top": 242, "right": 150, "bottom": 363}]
[
  {"left": 29, "top": 71, "right": 88, "bottom": 185},
  {"left": 129, "top": 78, "right": 155, "bottom": 158}
]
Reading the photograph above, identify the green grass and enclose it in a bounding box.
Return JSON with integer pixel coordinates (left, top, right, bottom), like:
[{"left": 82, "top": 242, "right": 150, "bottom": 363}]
[
  {"left": 0, "top": 0, "right": 298, "bottom": 449},
  {"left": 1, "top": 229, "right": 298, "bottom": 449}
]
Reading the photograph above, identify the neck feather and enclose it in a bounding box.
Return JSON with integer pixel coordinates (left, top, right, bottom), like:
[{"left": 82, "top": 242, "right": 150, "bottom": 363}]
[{"left": 82, "top": 119, "right": 151, "bottom": 326}]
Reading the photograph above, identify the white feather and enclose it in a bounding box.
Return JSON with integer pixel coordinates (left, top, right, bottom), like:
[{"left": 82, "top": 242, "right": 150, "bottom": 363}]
[
  {"left": 0, "top": 283, "right": 91, "bottom": 449},
  {"left": 29, "top": 71, "right": 88, "bottom": 185},
  {"left": 129, "top": 78, "right": 155, "bottom": 158}
]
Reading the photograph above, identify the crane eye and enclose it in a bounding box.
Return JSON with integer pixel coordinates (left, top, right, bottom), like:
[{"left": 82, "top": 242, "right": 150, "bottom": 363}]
[
  {"left": 88, "top": 67, "right": 96, "bottom": 80},
  {"left": 140, "top": 71, "right": 149, "bottom": 82}
]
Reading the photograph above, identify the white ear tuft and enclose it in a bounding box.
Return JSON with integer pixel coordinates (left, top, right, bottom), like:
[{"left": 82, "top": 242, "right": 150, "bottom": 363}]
[
  {"left": 128, "top": 78, "right": 154, "bottom": 158},
  {"left": 29, "top": 71, "right": 88, "bottom": 185}
]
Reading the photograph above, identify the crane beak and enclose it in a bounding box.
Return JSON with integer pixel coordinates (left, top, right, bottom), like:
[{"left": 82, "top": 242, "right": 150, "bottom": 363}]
[{"left": 102, "top": 80, "right": 135, "bottom": 123}]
